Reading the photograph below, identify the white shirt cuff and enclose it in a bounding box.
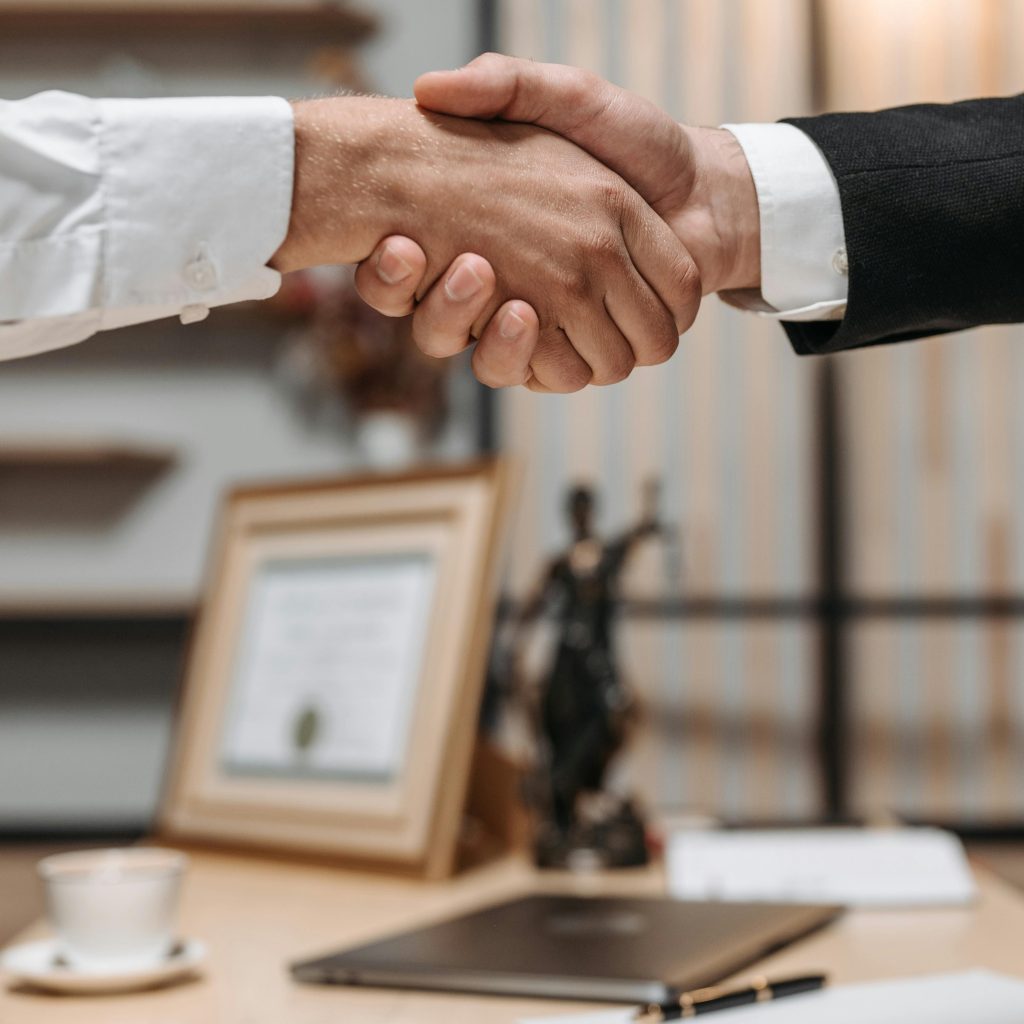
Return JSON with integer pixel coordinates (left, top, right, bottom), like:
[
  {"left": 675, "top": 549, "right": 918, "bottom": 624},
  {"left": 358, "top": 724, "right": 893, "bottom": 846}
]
[
  {"left": 718, "top": 122, "right": 848, "bottom": 322},
  {"left": 95, "top": 95, "right": 294, "bottom": 326}
]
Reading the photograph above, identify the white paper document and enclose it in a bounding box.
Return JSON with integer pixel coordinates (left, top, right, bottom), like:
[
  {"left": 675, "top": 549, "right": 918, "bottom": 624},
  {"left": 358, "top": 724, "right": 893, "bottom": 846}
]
[
  {"left": 220, "top": 552, "right": 436, "bottom": 781},
  {"left": 666, "top": 827, "right": 975, "bottom": 907},
  {"left": 520, "top": 970, "right": 1024, "bottom": 1024}
]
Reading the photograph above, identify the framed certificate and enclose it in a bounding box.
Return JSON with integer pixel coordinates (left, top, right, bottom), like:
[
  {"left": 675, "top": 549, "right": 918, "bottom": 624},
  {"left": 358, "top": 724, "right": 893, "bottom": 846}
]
[
  {"left": 160, "top": 461, "right": 511, "bottom": 878},
  {"left": 219, "top": 551, "right": 438, "bottom": 782}
]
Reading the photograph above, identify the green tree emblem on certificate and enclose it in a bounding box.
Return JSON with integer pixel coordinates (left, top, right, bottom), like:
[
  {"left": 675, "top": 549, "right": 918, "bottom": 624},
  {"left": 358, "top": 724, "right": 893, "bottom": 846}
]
[{"left": 294, "top": 705, "right": 321, "bottom": 756}]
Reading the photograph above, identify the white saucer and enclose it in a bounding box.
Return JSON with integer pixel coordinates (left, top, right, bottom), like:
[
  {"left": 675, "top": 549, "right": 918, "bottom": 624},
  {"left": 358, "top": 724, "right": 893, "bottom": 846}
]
[{"left": 1, "top": 938, "right": 206, "bottom": 995}]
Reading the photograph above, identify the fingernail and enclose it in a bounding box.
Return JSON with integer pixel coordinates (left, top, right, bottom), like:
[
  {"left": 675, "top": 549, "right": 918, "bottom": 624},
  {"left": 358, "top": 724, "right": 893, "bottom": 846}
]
[
  {"left": 445, "top": 262, "right": 485, "bottom": 302},
  {"left": 500, "top": 308, "right": 527, "bottom": 339},
  {"left": 377, "top": 245, "right": 413, "bottom": 285}
]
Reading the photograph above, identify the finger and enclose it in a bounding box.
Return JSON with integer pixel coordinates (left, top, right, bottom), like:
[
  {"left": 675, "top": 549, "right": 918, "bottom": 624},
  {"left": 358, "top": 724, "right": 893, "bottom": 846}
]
[
  {"left": 415, "top": 54, "right": 685, "bottom": 204},
  {"left": 526, "top": 327, "right": 593, "bottom": 394},
  {"left": 471, "top": 300, "right": 540, "bottom": 388},
  {"left": 411, "top": 253, "right": 497, "bottom": 359},
  {"left": 619, "top": 192, "right": 702, "bottom": 338},
  {"left": 603, "top": 261, "right": 682, "bottom": 369},
  {"left": 560, "top": 303, "right": 637, "bottom": 386},
  {"left": 354, "top": 236, "right": 428, "bottom": 317}
]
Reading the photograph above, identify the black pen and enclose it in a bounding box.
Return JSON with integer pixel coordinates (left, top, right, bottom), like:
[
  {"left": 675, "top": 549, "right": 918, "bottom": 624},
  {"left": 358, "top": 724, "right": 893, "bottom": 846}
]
[{"left": 635, "top": 973, "right": 827, "bottom": 1020}]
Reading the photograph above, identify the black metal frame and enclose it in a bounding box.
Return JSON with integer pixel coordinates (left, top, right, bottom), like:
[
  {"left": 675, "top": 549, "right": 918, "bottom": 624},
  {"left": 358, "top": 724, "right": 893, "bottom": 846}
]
[
  {"left": 475, "top": 0, "right": 499, "bottom": 454},
  {"left": 469, "top": 0, "right": 1023, "bottom": 822},
  {"left": 817, "top": 361, "right": 848, "bottom": 817}
]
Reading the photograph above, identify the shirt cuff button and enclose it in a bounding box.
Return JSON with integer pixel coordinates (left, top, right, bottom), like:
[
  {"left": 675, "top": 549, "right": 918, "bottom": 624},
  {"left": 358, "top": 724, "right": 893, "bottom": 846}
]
[
  {"left": 180, "top": 303, "right": 210, "bottom": 325},
  {"left": 832, "top": 247, "right": 849, "bottom": 276},
  {"left": 184, "top": 242, "right": 220, "bottom": 291}
]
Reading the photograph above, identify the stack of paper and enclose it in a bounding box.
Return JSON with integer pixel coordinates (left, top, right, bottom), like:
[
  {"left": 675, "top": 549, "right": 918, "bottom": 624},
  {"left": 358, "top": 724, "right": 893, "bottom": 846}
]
[
  {"left": 665, "top": 827, "right": 975, "bottom": 907},
  {"left": 520, "top": 970, "right": 1024, "bottom": 1024}
]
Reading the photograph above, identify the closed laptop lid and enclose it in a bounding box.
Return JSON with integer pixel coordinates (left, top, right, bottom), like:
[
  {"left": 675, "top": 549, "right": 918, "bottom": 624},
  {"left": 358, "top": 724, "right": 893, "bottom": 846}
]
[{"left": 291, "top": 893, "right": 841, "bottom": 1003}]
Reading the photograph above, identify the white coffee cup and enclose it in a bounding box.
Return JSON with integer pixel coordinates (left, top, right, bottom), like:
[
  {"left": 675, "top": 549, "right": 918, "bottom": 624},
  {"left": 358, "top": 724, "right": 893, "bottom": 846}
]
[{"left": 38, "top": 847, "right": 187, "bottom": 973}]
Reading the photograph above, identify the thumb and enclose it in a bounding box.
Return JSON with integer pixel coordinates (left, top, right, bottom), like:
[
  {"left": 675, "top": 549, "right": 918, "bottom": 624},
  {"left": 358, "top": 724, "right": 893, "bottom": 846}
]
[
  {"left": 415, "top": 53, "right": 520, "bottom": 119},
  {"left": 414, "top": 53, "right": 691, "bottom": 209},
  {"left": 415, "top": 52, "right": 597, "bottom": 125}
]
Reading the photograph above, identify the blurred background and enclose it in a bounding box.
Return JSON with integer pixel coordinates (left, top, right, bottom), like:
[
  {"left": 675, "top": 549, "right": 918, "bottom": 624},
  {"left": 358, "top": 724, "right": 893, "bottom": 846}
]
[{"left": 3, "top": 0, "right": 1024, "bottom": 929}]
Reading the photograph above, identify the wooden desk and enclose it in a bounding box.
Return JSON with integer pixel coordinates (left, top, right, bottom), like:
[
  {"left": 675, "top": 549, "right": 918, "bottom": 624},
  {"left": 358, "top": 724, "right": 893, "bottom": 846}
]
[{"left": 2, "top": 850, "right": 1023, "bottom": 1023}]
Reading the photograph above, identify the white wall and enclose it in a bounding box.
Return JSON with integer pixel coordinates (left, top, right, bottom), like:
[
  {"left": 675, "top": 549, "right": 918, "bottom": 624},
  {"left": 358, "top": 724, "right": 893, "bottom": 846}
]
[
  {"left": 0, "top": 0, "right": 478, "bottom": 100},
  {"left": 0, "top": 0, "right": 482, "bottom": 827},
  {"left": 0, "top": 0, "right": 481, "bottom": 610},
  {"left": 363, "top": 0, "right": 478, "bottom": 98}
]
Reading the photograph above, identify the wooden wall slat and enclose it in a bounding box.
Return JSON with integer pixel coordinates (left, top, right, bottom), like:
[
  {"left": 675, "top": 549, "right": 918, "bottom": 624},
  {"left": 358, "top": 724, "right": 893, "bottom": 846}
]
[
  {"left": 495, "top": 0, "right": 817, "bottom": 819},
  {"left": 825, "top": 0, "right": 1024, "bottom": 820}
]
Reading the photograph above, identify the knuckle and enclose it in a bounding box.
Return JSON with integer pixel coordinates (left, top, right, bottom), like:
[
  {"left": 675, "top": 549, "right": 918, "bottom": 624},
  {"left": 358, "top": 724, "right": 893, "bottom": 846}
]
[
  {"left": 587, "top": 228, "right": 624, "bottom": 266},
  {"left": 614, "top": 348, "right": 638, "bottom": 381},
  {"left": 594, "top": 179, "right": 628, "bottom": 216},
  {"left": 555, "top": 358, "right": 593, "bottom": 393},
  {"left": 532, "top": 329, "right": 593, "bottom": 393},
  {"left": 566, "top": 68, "right": 602, "bottom": 105},
  {"left": 538, "top": 361, "right": 590, "bottom": 394},
  {"left": 672, "top": 257, "right": 703, "bottom": 331},
  {"left": 477, "top": 51, "right": 507, "bottom": 68},
  {"left": 557, "top": 265, "right": 591, "bottom": 299},
  {"left": 638, "top": 323, "right": 680, "bottom": 367},
  {"left": 680, "top": 254, "right": 702, "bottom": 298},
  {"left": 592, "top": 348, "right": 636, "bottom": 386},
  {"left": 614, "top": 184, "right": 644, "bottom": 224}
]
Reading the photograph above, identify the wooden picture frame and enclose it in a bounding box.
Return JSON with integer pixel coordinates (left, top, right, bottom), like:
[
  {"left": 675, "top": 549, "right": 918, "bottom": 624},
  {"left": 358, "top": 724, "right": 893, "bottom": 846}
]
[{"left": 160, "top": 461, "right": 511, "bottom": 878}]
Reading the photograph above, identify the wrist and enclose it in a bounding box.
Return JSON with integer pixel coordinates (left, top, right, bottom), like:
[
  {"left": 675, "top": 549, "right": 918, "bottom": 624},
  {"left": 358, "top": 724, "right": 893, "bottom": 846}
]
[
  {"left": 678, "top": 125, "right": 760, "bottom": 295},
  {"left": 271, "top": 98, "right": 407, "bottom": 273}
]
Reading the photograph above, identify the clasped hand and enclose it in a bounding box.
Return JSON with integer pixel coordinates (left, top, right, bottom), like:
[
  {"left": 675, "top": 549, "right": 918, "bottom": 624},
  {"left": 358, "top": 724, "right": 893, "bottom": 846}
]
[{"left": 272, "top": 54, "right": 761, "bottom": 392}]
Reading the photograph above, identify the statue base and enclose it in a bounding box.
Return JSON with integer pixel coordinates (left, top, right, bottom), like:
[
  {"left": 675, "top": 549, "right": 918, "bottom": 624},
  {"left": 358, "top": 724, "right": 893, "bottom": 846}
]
[{"left": 533, "top": 798, "right": 649, "bottom": 870}]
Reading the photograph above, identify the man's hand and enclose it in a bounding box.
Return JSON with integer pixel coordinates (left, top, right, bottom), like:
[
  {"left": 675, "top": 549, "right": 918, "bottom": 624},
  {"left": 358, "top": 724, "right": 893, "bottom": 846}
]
[
  {"left": 418, "top": 54, "right": 761, "bottom": 295},
  {"left": 356, "top": 54, "right": 762, "bottom": 388},
  {"left": 272, "top": 96, "right": 699, "bottom": 392}
]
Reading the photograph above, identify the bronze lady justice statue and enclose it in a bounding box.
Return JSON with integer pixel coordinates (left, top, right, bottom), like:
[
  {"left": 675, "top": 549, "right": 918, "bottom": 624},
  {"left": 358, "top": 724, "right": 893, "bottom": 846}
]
[{"left": 512, "top": 481, "right": 663, "bottom": 868}]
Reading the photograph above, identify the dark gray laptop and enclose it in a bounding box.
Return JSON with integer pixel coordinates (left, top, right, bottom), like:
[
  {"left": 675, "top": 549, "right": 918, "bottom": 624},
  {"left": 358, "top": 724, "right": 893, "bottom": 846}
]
[{"left": 291, "top": 893, "right": 841, "bottom": 1003}]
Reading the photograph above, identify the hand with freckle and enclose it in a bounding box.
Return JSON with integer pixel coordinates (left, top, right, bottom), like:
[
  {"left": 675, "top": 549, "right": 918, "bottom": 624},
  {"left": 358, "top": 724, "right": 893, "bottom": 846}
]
[
  {"left": 342, "top": 55, "right": 762, "bottom": 392},
  {"left": 271, "top": 95, "right": 700, "bottom": 393}
]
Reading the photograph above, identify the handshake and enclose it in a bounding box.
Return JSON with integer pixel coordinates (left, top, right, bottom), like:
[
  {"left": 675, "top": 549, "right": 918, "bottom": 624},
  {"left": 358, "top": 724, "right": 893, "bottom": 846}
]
[{"left": 271, "top": 53, "right": 762, "bottom": 393}]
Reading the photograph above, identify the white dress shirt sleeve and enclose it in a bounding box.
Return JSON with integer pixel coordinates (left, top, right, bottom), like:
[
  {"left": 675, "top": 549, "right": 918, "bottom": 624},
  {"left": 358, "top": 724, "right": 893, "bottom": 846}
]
[
  {"left": 718, "top": 122, "right": 848, "bottom": 322},
  {"left": 0, "top": 91, "right": 294, "bottom": 360}
]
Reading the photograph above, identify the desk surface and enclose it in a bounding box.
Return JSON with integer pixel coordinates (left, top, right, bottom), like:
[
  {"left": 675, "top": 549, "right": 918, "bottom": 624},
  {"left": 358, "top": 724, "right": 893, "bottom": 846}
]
[{"left": 2, "top": 850, "right": 1023, "bottom": 1023}]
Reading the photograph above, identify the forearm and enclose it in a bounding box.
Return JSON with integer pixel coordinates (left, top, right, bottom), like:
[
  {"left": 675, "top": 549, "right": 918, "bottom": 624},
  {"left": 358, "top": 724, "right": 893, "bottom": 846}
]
[
  {"left": 782, "top": 94, "right": 1024, "bottom": 354},
  {"left": 273, "top": 97, "right": 500, "bottom": 276},
  {"left": 689, "top": 99, "right": 1024, "bottom": 353},
  {"left": 0, "top": 91, "right": 292, "bottom": 359}
]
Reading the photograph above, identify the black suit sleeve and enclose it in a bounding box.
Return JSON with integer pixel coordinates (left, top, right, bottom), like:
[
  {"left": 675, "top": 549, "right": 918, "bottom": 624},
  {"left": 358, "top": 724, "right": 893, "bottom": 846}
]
[{"left": 778, "top": 95, "right": 1024, "bottom": 355}]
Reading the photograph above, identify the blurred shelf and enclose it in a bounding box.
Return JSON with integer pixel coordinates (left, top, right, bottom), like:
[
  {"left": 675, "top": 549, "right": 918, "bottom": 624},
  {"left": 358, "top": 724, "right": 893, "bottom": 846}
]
[
  {"left": 0, "top": 438, "right": 178, "bottom": 472},
  {"left": 0, "top": 594, "right": 195, "bottom": 618},
  {"left": 0, "top": 2, "right": 378, "bottom": 42}
]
